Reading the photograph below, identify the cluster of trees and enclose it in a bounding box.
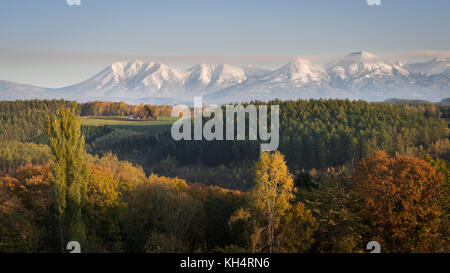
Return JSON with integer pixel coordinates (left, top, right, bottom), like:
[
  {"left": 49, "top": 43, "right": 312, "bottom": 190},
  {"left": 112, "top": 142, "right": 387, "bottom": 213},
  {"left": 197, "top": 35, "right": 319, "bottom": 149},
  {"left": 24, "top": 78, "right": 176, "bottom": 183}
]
[
  {"left": 0, "top": 100, "right": 74, "bottom": 114},
  {"left": 0, "top": 104, "right": 242, "bottom": 252},
  {"left": 0, "top": 100, "right": 172, "bottom": 142},
  {"left": 80, "top": 101, "right": 172, "bottom": 118},
  {"left": 0, "top": 100, "right": 173, "bottom": 174},
  {"left": 152, "top": 158, "right": 256, "bottom": 191},
  {"left": 0, "top": 110, "right": 48, "bottom": 142},
  {"left": 0, "top": 99, "right": 173, "bottom": 118},
  {"left": 229, "top": 151, "right": 316, "bottom": 252},
  {"left": 88, "top": 99, "right": 448, "bottom": 190},
  {"left": 0, "top": 156, "right": 245, "bottom": 252},
  {"left": 1, "top": 149, "right": 447, "bottom": 253},
  {"left": 0, "top": 100, "right": 448, "bottom": 252},
  {"left": 0, "top": 156, "right": 240, "bottom": 252},
  {"left": 0, "top": 141, "right": 51, "bottom": 175},
  {"left": 276, "top": 99, "right": 447, "bottom": 169}
]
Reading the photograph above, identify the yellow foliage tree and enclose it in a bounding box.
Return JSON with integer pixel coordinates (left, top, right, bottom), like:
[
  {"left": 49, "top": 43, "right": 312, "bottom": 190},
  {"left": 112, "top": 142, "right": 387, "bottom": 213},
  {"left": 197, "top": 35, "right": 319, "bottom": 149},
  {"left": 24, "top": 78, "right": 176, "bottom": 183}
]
[{"left": 231, "top": 151, "right": 316, "bottom": 253}]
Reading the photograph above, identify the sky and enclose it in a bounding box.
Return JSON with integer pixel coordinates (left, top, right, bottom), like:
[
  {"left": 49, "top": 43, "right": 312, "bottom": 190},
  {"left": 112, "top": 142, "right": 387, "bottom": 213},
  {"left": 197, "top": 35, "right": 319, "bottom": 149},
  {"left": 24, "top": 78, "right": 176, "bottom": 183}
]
[{"left": 0, "top": 0, "right": 450, "bottom": 88}]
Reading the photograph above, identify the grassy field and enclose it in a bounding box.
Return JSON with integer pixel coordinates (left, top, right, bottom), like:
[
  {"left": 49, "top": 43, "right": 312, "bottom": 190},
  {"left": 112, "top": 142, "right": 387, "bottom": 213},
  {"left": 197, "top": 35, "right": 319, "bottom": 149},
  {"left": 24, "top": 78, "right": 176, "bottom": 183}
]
[{"left": 82, "top": 116, "right": 177, "bottom": 136}]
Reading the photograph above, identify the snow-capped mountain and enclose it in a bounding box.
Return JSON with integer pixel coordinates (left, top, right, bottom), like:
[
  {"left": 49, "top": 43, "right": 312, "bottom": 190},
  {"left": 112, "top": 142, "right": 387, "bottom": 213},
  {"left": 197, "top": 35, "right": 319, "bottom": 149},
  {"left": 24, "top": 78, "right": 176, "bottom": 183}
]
[
  {"left": 263, "top": 58, "right": 330, "bottom": 85},
  {"left": 56, "top": 61, "right": 187, "bottom": 99},
  {"left": 185, "top": 64, "right": 247, "bottom": 93},
  {"left": 1, "top": 51, "right": 449, "bottom": 104},
  {"left": 326, "top": 51, "right": 410, "bottom": 88},
  {"left": 204, "top": 58, "right": 350, "bottom": 104},
  {"left": 403, "top": 57, "right": 450, "bottom": 76}
]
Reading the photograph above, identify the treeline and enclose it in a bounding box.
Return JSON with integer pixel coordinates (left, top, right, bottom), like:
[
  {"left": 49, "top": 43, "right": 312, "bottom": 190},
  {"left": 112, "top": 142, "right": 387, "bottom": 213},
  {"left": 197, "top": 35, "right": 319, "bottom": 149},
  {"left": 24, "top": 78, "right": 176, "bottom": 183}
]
[
  {"left": 80, "top": 101, "right": 172, "bottom": 117},
  {"left": 0, "top": 99, "right": 173, "bottom": 117},
  {"left": 0, "top": 99, "right": 74, "bottom": 113}
]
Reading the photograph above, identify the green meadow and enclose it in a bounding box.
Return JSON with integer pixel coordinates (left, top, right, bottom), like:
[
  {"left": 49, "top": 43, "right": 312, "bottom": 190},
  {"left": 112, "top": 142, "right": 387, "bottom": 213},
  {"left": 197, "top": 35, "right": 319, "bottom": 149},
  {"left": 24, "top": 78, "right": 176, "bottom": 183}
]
[{"left": 82, "top": 116, "right": 177, "bottom": 135}]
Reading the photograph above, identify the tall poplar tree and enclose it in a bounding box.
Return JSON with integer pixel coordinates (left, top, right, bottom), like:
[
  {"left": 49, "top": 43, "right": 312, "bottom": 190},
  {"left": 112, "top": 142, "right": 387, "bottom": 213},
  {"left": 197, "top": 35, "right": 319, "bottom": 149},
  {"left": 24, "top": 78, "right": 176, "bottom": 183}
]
[{"left": 46, "top": 102, "right": 88, "bottom": 252}]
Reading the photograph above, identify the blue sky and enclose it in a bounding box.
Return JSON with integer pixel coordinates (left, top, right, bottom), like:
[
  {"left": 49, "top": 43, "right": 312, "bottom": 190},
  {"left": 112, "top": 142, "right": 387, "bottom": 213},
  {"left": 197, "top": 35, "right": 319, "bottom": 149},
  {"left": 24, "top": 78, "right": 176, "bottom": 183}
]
[{"left": 1, "top": 0, "right": 449, "bottom": 87}]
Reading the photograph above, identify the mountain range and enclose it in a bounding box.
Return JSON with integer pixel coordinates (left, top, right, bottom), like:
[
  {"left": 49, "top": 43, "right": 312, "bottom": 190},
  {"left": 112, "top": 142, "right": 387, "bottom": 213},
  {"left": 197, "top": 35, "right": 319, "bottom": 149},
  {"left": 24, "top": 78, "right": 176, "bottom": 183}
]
[{"left": 1, "top": 51, "right": 449, "bottom": 105}]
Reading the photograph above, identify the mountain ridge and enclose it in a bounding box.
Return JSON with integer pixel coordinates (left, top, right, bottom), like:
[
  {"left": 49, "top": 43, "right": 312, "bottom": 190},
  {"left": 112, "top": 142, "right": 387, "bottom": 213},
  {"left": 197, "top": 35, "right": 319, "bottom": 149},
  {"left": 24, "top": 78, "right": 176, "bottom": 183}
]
[{"left": 1, "top": 51, "right": 449, "bottom": 104}]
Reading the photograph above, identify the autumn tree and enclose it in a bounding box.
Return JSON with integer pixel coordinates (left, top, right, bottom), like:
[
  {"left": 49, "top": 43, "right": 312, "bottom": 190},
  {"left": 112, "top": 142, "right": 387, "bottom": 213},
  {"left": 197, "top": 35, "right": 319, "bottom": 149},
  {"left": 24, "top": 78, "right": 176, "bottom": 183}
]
[
  {"left": 279, "top": 201, "right": 317, "bottom": 252},
  {"left": 252, "top": 151, "right": 295, "bottom": 252},
  {"left": 186, "top": 183, "right": 244, "bottom": 251},
  {"left": 353, "top": 151, "right": 444, "bottom": 252},
  {"left": 46, "top": 102, "right": 89, "bottom": 252},
  {"left": 84, "top": 165, "right": 124, "bottom": 252},
  {"left": 137, "top": 105, "right": 153, "bottom": 120},
  {"left": 0, "top": 176, "right": 37, "bottom": 252},
  {"left": 230, "top": 151, "right": 315, "bottom": 252},
  {"left": 296, "top": 168, "right": 360, "bottom": 253},
  {"left": 124, "top": 174, "right": 202, "bottom": 252},
  {"left": 423, "top": 154, "right": 450, "bottom": 252},
  {"left": 0, "top": 164, "right": 56, "bottom": 252}
]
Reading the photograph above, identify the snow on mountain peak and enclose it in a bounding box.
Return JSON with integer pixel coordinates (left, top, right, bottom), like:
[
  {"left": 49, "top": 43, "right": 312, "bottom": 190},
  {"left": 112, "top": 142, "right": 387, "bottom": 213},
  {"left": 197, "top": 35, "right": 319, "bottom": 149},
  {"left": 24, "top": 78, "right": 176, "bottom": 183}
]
[
  {"left": 184, "top": 63, "right": 247, "bottom": 92},
  {"left": 185, "top": 64, "right": 216, "bottom": 91},
  {"left": 404, "top": 57, "right": 450, "bottom": 75},
  {"left": 110, "top": 60, "right": 147, "bottom": 77},
  {"left": 212, "top": 64, "right": 246, "bottom": 83},
  {"left": 266, "top": 57, "right": 328, "bottom": 84},
  {"left": 326, "top": 51, "right": 409, "bottom": 80},
  {"left": 186, "top": 64, "right": 214, "bottom": 82},
  {"left": 207, "top": 64, "right": 247, "bottom": 91},
  {"left": 328, "top": 51, "right": 379, "bottom": 67},
  {"left": 140, "top": 63, "right": 186, "bottom": 90}
]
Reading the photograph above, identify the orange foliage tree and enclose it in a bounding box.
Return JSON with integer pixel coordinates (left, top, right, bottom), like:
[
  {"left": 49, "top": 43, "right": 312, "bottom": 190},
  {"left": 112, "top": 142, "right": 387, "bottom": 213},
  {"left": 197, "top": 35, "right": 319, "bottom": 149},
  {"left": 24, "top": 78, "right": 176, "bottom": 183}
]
[
  {"left": 0, "top": 164, "right": 55, "bottom": 252},
  {"left": 352, "top": 151, "right": 444, "bottom": 252}
]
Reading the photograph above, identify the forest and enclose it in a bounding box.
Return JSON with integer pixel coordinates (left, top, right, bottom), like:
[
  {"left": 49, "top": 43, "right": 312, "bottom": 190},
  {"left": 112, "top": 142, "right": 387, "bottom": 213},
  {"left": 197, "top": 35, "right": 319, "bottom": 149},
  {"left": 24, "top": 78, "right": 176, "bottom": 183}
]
[{"left": 0, "top": 99, "right": 448, "bottom": 253}]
